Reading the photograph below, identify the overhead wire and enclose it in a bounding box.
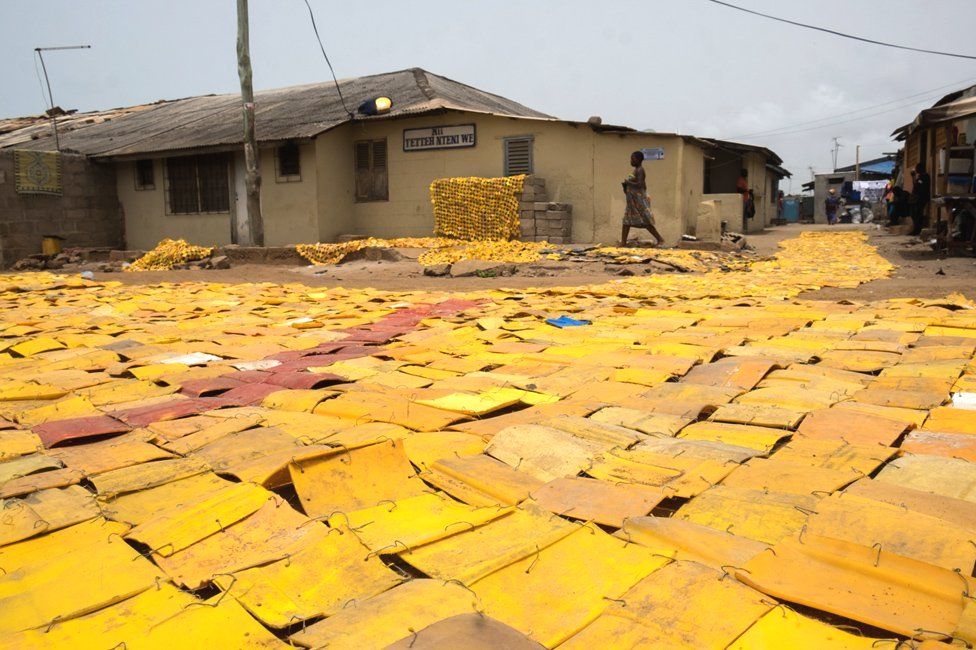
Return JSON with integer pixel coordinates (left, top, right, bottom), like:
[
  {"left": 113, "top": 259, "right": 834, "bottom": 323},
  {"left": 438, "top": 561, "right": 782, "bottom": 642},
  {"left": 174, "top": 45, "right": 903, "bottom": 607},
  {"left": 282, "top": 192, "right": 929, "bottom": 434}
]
[
  {"left": 31, "top": 51, "right": 50, "bottom": 110},
  {"left": 730, "top": 92, "right": 955, "bottom": 140},
  {"left": 301, "top": 0, "right": 354, "bottom": 119},
  {"left": 703, "top": 0, "right": 976, "bottom": 60},
  {"left": 728, "top": 75, "right": 976, "bottom": 140}
]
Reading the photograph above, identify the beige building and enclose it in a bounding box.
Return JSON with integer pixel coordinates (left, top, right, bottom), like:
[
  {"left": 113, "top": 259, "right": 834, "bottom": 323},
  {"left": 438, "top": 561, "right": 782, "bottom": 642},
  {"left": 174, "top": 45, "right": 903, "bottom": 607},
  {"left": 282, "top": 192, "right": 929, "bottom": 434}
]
[{"left": 1, "top": 68, "right": 788, "bottom": 251}]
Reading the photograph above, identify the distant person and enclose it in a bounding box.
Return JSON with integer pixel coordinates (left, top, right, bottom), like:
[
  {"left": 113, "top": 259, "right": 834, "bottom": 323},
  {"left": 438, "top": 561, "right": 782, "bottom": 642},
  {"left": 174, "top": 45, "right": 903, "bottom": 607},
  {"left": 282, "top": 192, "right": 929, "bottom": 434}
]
[
  {"left": 621, "top": 151, "right": 664, "bottom": 247},
  {"left": 910, "top": 163, "right": 931, "bottom": 236},
  {"left": 777, "top": 190, "right": 785, "bottom": 220},
  {"left": 883, "top": 179, "right": 895, "bottom": 221},
  {"left": 825, "top": 188, "right": 841, "bottom": 225},
  {"left": 890, "top": 186, "right": 910, "bottom": 225},
  {"left": 745, "top": 189, "right": 757, "bottom": 221}
]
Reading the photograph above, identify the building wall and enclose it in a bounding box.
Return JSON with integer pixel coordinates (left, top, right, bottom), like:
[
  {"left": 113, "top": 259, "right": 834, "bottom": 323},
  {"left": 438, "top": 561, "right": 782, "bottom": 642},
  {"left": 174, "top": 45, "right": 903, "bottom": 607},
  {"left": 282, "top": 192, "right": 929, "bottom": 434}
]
[
  {"left": 119, "top": 144, "right": 320, "bottom": 250},
  {"left": 813, "top": 171, "right": 854, "bottom": 223},
  {"left": 315, "top": 128, "right": 354, "bottom": 242},
  {"left": 325, "top": 111, "right": 700, "bottom": 244},
  {"left": 119, "top": 157, "right": 234, "bottom": 249},
  {"left": 258, "top": 142, "right": 319, "bottom": 245},
  {"left": 112, "top": 111, "right": 772, "bottom": 248},
  {"left": 0, "top": 151, "right": 122, "bottom": 266}
]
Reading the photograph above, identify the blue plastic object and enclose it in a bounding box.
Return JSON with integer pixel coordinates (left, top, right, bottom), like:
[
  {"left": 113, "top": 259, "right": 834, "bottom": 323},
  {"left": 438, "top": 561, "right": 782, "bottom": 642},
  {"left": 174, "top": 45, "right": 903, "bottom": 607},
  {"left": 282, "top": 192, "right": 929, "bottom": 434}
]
[{"left": 545, "top": 316, "right": 591, "bottom": 328}]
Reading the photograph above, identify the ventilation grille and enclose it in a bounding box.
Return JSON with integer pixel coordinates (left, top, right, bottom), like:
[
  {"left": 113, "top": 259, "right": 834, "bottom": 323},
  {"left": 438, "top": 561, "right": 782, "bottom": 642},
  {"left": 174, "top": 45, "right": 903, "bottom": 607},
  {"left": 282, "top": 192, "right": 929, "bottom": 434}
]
[{"left": 504, "top": 137, "right": 533, "bottom": 176}]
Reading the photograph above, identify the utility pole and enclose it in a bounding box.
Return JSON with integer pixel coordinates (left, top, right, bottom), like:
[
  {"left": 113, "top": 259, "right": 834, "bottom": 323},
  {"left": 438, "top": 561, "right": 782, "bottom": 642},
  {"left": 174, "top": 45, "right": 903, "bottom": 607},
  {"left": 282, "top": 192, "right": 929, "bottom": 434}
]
[
  {"left": 34, "top": 45, "right": 91, "bottom": 151},
  {"left": 236, "top": 0, "right": 264, "bottom": 246},
  {"left": 831, "top": 137, "right": 843, "bottom": 171},
  {"left": 855, "top": 145, "right": 861, "bottom": 181}
]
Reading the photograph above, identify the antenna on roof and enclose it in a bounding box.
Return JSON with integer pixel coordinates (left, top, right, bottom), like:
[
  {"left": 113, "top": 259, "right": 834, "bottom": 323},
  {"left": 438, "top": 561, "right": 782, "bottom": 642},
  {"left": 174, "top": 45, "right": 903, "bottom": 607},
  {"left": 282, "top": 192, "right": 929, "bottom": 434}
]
[
  {"left": 34, "top": 45, "right": 91, "bottom": 151},
  {"left": 301, "top": 0, "right": 354, "bottom": 119}
]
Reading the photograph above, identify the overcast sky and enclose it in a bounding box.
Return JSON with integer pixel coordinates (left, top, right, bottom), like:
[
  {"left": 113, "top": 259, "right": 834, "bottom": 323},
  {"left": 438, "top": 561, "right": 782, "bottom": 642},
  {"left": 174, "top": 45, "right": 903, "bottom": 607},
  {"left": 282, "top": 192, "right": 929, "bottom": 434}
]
[{"left": 3, "top": 0, "right": 975, "bottom": 190}]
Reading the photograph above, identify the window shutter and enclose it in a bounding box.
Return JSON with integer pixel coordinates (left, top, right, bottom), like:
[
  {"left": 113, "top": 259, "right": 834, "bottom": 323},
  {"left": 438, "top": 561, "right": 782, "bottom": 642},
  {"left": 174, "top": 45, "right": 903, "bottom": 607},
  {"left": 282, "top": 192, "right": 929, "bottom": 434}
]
[
  {"left": 371, "top": 139, "right": 388, "bottom": 200},
  {"left": 278, "top": 143, "right": 301, "bottom": 177},
  {"left": 355, "top": 141, "right": 371, "bottom": 200},
  {"left": 504, "top": 137, "right": 533, "bottom": 175},
  {"left": 197, "top": 153, "right": 230, "bottom": 212},
  {"left": 167, "top": 156, "right": 199, "bottom": 214}
]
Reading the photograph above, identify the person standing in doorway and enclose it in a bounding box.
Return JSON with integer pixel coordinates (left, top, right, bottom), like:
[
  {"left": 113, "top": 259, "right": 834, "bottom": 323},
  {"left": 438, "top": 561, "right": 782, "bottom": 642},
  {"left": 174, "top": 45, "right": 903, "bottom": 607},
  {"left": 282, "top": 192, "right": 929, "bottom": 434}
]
[
  {"left": 910, "top": 163, "right": 931, "bottom": 236},
  {"left": 825, "top": 188, "right": 841, "bottom": 225},
  {"left": 621, "top": 151, "right": 664, "bottom": 247},
  {"left": 736, "top": 169, "right": 749, "bottom": 228}
]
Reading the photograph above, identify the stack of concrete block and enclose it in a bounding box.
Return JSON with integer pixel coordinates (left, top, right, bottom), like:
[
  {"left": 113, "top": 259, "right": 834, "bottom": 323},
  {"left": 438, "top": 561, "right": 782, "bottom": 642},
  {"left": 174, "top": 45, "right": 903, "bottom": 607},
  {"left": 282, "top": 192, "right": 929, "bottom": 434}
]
[{"left": 518, "top": 176, "right": 573, "bottom": 244}]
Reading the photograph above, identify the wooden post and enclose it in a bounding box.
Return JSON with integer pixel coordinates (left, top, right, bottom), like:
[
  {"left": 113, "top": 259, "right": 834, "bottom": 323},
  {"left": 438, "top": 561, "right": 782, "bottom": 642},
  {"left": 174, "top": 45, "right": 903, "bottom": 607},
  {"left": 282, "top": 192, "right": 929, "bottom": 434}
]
[
  {"left": 236, "top": 0, "right": 264, "bottom": 246},
  {"left": 855, "top": 145, "right": 860, "bottom": 182}
]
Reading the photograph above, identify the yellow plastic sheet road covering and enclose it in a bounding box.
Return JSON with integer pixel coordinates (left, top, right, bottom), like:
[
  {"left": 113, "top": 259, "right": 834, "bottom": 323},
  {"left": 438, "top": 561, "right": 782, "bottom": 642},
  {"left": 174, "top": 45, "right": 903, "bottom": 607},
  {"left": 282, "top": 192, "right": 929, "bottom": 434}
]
[
  {"left": 738, "top": 533, "right": 974, "bottom": 638},
  {"left": 400, "top": 502, "right": 578, "bottom": 583},
  {"left": 50, "top": 434, "right": 175, "bottom": 476},
  {"left": 677, "top": 486, "right": 817, "bottom": 545},
  {"left": 154, "top": 497, "right": 329, "bottom": 589},
  {"left": 401, "top": 431, "right": 485, "bottom": 471},
  {"left": 416, "top": 386, "right": 527, "bottom": 416},
  {"left": 923, "top": 406, "right": 976, "bottom": 434},
  {"left": 0, "top": 583, "right": 285, "bottom": 649},
  {"left": 470, "top": 523, "right": 670, "bottom": 648},
  {"left": 562, "top": 561, "right": 771, "bottom": 649},
  {"left": 0, "top": 453, "right": 61, "bottom": 482},
  {"left": 289, "top": 439, "right": 425, "bottom": 516},
  {"left": 875, "top": 454, "right": 976, "bottom": 503},
  {"left": 617, "top": 516, "right": 767, "bottom": 571},
  {"left": 101, "top": 472, "right": 232, "bottom": 525},
  {"left": 486, "top": 425, "right": 609, "bottom": 482},
  {"left": 709, "top": 403, "right": 805, "bottom": 430},
  {"left": 290, "top": 579, "right": 479, "bottom": 649},
  {"left": 0, "top": 527, "right": 163, "bottom": 632},
  {"left": 91, "top": 456, "right": 210, "bottom": 497},
  {"left": 0, "top": 430, "right": 42, "bottom": 460},
  {"left": 772, "top": 438, "right": 895, "bottom": 475},
  {"left": 720, "top": 457, "right": 859, "bottom": 495},
  {"left": 430, "top": 454, "right": 544, "bottom": 505},
  {"left": 126, "top": 482, "right": 272, "bottom": 556},
  {"left": 678, "top": 421, "right": 789, "bottom": 452},
  {"left": 728, "top": 607, "right": 893, "bottom": 650},
  {"left": 586, "top": 448, "right": 735, "bottom": 499},
  {"left": 587, "top": 407, "right": 689, "bottom": 436},
  {"left": 331, "top": 492, "right": 510, "bottom": 552},
  {"left": 531, "top": 476, "right": 664, "bottom": 527},
  {"left": 796, "top": 407, "right": 908, "bottom": 446},
  {"left": 844, "top": 479, "right": 976, "bottom": 530},
  {"left": 806, "top": 492, "right": 976, "bottom": 573},
  {"left": 216, "top": 525, "right": 400, "bottom": 629},
  {"left": 0, "top": 484, "right": 100, "bottom": 545}
]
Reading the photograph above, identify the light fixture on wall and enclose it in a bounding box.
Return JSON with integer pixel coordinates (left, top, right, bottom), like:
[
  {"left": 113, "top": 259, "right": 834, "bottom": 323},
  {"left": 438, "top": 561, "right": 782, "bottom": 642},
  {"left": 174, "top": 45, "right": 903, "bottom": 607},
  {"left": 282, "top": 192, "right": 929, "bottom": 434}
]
[{"left": 358, "top": 96, "right": 393, "bottom": 116}]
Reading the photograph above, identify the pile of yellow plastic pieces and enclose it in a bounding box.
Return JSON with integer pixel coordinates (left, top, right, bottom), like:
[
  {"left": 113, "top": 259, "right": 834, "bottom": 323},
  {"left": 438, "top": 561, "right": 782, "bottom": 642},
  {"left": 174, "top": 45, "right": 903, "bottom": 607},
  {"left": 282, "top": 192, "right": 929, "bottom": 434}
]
[
  {"left": 430, "top": 175, "right": 526, "bottom": 241},
  {"left": 296, "top": 237, "right": 454, "bottom": 265},
  {"left": 417, "top": 239, "right": 548, "bottom": 266},
  {"left": 3, "top": 230, "right": 976, "bottom": 648},
  {"left": 126, "top": 238, "right": 214, "bottom": 272}
]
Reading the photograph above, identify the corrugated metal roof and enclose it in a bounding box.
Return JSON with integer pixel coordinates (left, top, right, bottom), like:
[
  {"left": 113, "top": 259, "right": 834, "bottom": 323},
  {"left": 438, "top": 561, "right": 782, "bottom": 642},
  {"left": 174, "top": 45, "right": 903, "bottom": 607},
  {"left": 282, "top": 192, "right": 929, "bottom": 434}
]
[{"left": 0, "top": 68, "right": 554, "bottom": 158}]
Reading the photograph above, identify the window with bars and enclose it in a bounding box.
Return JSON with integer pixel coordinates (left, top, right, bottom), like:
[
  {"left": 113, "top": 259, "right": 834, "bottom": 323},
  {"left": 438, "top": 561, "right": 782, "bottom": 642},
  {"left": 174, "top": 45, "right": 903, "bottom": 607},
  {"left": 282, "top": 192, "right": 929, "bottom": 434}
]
[
  {"left": 354, "top": 139, "right": 388, "bottom": 201},
  {"left": 276, "top": 142, "right": 301, "bottom": 181},
  {"left": 135, "top": 159, "right": 155, "bottom": 190},
  {"left": 504, "top": 136, "right": 533, "bottom": 176},
  {"left": 165, "top": 154, "right": 230, "bottom": 214}
]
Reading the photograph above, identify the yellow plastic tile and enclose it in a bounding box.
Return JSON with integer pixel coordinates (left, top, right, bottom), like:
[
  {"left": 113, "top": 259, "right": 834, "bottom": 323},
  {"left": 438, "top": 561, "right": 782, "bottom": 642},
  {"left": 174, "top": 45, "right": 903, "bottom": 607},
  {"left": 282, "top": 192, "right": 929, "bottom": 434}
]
[
  {"left": 470, "top": 523, "right": 670, "bottom": 647},
  {"left": 289, "top": 439, "right": 425, "bottom": 516}
]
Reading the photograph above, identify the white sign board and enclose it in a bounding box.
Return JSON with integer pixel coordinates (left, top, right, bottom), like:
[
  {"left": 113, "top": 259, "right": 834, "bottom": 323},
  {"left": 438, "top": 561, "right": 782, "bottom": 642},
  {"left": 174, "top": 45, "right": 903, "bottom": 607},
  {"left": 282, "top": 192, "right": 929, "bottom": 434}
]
[
  {"left": 403, "top": 124, "right": 476, "bottom": 152},
  {"left": 641, "top": 147, "right": 664, "bottom": 161}
]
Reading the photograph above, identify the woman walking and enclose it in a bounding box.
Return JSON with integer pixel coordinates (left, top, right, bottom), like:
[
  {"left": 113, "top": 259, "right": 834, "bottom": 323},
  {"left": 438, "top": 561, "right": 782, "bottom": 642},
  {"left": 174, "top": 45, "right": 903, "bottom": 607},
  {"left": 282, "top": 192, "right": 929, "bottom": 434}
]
[{"left": 622, "top": 151, "right": 665, "bottom": 247}]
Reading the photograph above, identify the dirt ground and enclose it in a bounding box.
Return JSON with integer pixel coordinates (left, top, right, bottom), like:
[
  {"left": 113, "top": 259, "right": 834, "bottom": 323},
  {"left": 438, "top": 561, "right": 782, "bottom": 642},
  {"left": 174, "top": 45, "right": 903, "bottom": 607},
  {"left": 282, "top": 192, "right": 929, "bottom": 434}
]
[{"left": 73, "top": 224, "right": 975, "bottom": 300}]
